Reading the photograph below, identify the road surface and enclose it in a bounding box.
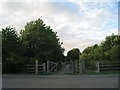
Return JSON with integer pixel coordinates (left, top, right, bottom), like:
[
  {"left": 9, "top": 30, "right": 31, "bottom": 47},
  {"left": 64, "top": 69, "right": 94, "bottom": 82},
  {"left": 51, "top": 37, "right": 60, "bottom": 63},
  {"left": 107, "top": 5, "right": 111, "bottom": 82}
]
[{"left": 2, "top": 74, "right": 118, "bottom": 88}]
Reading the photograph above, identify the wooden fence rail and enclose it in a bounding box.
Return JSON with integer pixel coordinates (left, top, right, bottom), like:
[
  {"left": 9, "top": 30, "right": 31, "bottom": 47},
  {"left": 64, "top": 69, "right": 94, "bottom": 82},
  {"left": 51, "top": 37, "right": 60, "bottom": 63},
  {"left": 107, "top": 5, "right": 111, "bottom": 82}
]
[
  {"left": 96, "top": 62, "right": 120, "bottom": 72},
  {"left": 16, "top": 64, "right": 44, "bottom": 73},
  {"left": 16, "top": 60, "right": 58, "bottom": 74}
]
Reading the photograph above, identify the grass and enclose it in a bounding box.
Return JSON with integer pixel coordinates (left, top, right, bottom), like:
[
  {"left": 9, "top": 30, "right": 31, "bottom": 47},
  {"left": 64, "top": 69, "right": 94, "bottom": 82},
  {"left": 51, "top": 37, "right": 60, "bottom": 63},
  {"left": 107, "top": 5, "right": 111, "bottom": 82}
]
[
  {"left": 9, "top": 72, "right": 56, "bottom": 75},
  {"left": 70, "top": 70, "right": 120, "bottom": 75},
  {"left": 37, "top": 72, "right": 57, "bottom": 75}
]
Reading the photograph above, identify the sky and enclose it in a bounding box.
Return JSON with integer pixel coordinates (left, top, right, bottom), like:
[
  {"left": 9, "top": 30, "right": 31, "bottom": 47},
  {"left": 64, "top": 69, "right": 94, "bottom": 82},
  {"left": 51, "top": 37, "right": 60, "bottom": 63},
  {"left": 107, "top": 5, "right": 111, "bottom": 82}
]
[{"left": 0, "top": 0, "right": 119, "bottom": 56}]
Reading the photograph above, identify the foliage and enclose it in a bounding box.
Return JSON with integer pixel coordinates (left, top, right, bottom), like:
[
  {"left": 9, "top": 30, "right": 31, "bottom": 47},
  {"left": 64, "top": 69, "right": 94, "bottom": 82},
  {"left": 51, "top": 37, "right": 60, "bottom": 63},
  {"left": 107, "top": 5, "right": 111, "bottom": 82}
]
[
  {"left": 2, "top": 26, "right": 21, "bottom": 73},
  {"left": 2, "top": 19, "right": 65, "bottom": 73},
  {"left": 109, "top": 45, "right": 120, "bottom": 61},
  {"left": 80, "top": 44, "right": 98, "bottom": 60},
  {"left": 84, "top": 60, "right": 96, "bottom": 71},
  {"left": 80, "top": 53, "right": 93, "bottom": 60},
  {"left": 2, "top": 26, "right": 19, "bottom": 62},
  {"left": 20, "top": 18, "right": 64, "bottom": 63},
  {"left": 67, "top": 48, "right": 81, "bottom": 61},
  {"left": 101, "top": 34, "right": 120, "bottom": 51},
  {"left": 81, "top": 34, "right": 120, "bottom": 62},
  {"left": 2, "top": 19, "right": 119, "bottom": 74}
]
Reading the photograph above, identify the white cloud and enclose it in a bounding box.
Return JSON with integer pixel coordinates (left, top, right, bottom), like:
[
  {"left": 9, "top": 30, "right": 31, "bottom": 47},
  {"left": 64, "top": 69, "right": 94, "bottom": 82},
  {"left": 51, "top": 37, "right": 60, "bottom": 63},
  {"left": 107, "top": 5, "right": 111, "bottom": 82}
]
[{"left": 1, "top": 2, "right": 118, "bottom": 55}]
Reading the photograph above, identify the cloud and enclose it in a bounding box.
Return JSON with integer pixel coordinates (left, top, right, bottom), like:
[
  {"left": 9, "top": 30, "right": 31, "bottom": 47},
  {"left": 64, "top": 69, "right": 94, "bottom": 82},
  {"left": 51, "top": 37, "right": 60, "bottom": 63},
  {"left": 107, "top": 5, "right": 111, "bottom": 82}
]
[{"left": 1, "top": 2, "right": 118, "bottom": 55}]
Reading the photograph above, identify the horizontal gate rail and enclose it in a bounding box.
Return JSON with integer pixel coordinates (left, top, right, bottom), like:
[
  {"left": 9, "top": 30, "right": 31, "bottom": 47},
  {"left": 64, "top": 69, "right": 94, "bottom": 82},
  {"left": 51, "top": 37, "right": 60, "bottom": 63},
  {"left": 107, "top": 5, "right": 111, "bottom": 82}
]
[{"left": 99, "top": 62, "right": 120, "bottom": 71}]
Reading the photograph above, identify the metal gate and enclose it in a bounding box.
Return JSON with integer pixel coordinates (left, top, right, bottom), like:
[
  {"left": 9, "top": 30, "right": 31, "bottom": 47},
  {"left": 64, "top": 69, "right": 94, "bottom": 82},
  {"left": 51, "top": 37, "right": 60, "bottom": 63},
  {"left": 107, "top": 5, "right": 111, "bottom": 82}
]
[
  {"left": 62, "top": 61, "right": 73, "bottom": 74},
  {"left": 62, "top": 60, "right": 82, "bottom": 74}
]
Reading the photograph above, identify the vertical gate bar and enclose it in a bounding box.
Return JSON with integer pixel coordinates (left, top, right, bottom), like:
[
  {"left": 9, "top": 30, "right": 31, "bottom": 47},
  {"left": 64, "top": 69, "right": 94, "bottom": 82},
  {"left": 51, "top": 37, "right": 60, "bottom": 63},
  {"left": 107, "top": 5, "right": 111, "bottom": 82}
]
[
  {"left": 47, "top": 61, "right": 49, "bottom": 73},
  {"left": 43, "top": 63, "right": 46, "bottom": 73},
  {"left": 35, "top": 60, "right": 38, "bottom": 74}
]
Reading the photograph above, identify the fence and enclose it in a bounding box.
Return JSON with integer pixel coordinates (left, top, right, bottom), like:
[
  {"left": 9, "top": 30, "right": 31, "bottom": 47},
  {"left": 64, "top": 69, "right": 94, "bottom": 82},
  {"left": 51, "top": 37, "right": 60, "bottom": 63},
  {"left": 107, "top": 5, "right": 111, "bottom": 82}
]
[
  {"left": 62, "top": 60, "right": 84, "bottom": 74},
  {"left": 16, "top": 60, "right": 58, "bottom": 74},
  {"left": 96, "top": 62, "right": 120, "bottom": 72},
  {"left": 46, "top": 61, "right": 58, "bottom": 73},
  {"left": 72, "top": 60, "right": 80, "bottom": 74},
  {"left": 81, "top": 61, "right": 120, "bottom": 73},
  {"left": 15, "top": 60, "right": 120, "bottom": 74},
  {"left": 16, "top": 63, "right": 45, "bottom": 74},
  {"left": 62, "top": 61, "right": 73, "bottom": 74}
]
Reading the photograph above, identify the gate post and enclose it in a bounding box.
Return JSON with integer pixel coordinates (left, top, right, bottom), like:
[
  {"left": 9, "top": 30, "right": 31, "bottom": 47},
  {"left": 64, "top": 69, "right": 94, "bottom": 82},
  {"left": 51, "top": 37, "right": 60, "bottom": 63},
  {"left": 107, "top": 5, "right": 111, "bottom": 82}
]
[
  {"left": 43, "top": 63, "right": 46, "bottom": 73},
  {"left": 71, "top": 61, "right": 74, "bottom": 73},
  {"left": 96, "top": 61, "right": 100, "bottom": 72},
  {"left": 75, "top": 61, "right": 78, "bottom": 74},
  {"left": 79, "top": 50, "right": 83, "bottom": 74},
  {"left": 47, "top": 61, "right": 50, "bottom": 73},
  {"left": 35, "top": 60, "right": 38, "bottom": 74},
  {"left": 79, "top": 59, "right": 83, "bottom": 74},
  {"left": 82, "top": 60, "right": 85, "bottom": 73}
]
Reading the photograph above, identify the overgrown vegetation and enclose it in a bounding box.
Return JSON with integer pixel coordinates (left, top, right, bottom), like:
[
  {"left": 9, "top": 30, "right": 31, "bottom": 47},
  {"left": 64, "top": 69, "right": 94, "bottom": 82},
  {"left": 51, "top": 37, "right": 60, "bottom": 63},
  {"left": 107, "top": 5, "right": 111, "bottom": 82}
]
[
  {"left": 66, "top": 48, "right": 81, "bottom": 61},
  {"left": 2, "top": 18, "right": 119, "bottom": 74},
  {"left": 80, "top": 34, "right": 120, "bottom": 62},
  {"left": 2, "top": 18, "right": 64, "bottom": 74},
  {"left": 67, "top": 34, "right": 120, "bottom": 72}
]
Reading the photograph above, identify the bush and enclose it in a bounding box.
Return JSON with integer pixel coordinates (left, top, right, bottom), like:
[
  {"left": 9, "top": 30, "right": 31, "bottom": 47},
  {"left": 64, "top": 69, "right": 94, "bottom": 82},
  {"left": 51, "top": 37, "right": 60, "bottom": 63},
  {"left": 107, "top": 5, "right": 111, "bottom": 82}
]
[
  {"left": 2, "top": 61, "right": 17, "bottom": 74},
  {"left": 84, "top": 60, "right": 97, "bottom": 71}
]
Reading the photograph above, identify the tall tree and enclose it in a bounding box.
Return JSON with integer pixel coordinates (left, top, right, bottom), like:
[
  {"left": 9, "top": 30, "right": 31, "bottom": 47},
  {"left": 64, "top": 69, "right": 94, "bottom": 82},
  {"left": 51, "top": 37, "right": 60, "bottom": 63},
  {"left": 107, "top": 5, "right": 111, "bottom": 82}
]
[
  {"left": 81, "top": 34, "right": 120, "bottom": 62},
  {"left": 2, "top": 26, "right": 19, "bottom": 61},
  {"left": 101, "top": 33, "right": 120, "bottom": 51},
  {"left": 67, "top": 48, "right": 80, "bottom": 61},
  {"left": 20, "top": 18, "right": 64, "bottom": 63},
  {"left": 2, "top": 26, "right": 20, "bottom": 73},
  {"left": 109, "top": 45, "right": 120, "bottom": 61}
]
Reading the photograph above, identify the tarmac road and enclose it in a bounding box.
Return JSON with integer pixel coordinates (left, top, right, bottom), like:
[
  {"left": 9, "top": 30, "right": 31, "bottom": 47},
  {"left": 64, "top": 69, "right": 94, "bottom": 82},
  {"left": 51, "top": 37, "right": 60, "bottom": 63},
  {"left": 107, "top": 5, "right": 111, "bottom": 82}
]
[{"left": 2, "top": 74, "right": 118, "bottom": 88}]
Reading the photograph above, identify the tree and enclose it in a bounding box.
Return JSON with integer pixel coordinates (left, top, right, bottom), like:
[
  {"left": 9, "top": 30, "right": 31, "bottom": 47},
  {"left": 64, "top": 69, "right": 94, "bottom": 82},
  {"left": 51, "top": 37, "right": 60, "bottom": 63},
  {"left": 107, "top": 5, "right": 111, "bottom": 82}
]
[
  {"left": 81, "top": 34, "right": 120, "bottom": 62},
  {"left": 82, "top": 47, "right": 92, "bottom": 54},
  {"left": 2, "top": 26, "right": 19, "bottom": 61},
  {"left": 93, "top": 46, "right": 109, "bottom": 60},
  {"left": 81, "top": 46, "right": 95, "bottom": 60},
  {"left": 97, "top": 34, "right": 120, "bottom": 61},
  {"left": 2, "top": 26, "right": 20, "bottom": 73},
  {"left": 109, "top": 45, "right": 120, "bottom": 61},
  {"left": 20, "top": 18, "right": 64, "bottom": 63},
  {"left": 101, "top": 33, "right": 120, "bottom": 51},
  {"left": 67, "top": 48, "right": 80, "bottom": 61},
  {"left": 80, "top": 53, "right": 93, "bottom": 60}
]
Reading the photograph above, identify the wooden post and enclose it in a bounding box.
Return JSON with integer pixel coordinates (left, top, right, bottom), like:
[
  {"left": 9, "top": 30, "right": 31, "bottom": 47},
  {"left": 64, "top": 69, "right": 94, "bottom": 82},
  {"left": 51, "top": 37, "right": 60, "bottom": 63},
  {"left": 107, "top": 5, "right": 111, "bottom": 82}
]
[
  {"left": 82, "top": 60, "right": 85, "bottom": 73},
  {"left": 43, "top": 63, "right": 46, "bottom": 73},
  {"left": 79, "top": 51, "right": 83, "bottom": 74},
  {"left": 47, "top": 61, "right": 50, "bottom": 73},
  {"left": 35, "top": 60, "right": 38, "bottom": 74},
  {"left": 79, "top": 59, "right": 83, "bottom": 74},
  {"left": 0, "top": 62, "right": 1, "bottom": 75},
  {"left": 96, "top": 61, "right": 100, "bottom": 72},
  {"left": 76, "top": 61, "right": 78, "bottom": 74},
  {"left": 97, "top": 61, "right": 100, "bottom": 72},
  {"left": 71, "top": 61, "right": 73, "bottom": 73}
]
